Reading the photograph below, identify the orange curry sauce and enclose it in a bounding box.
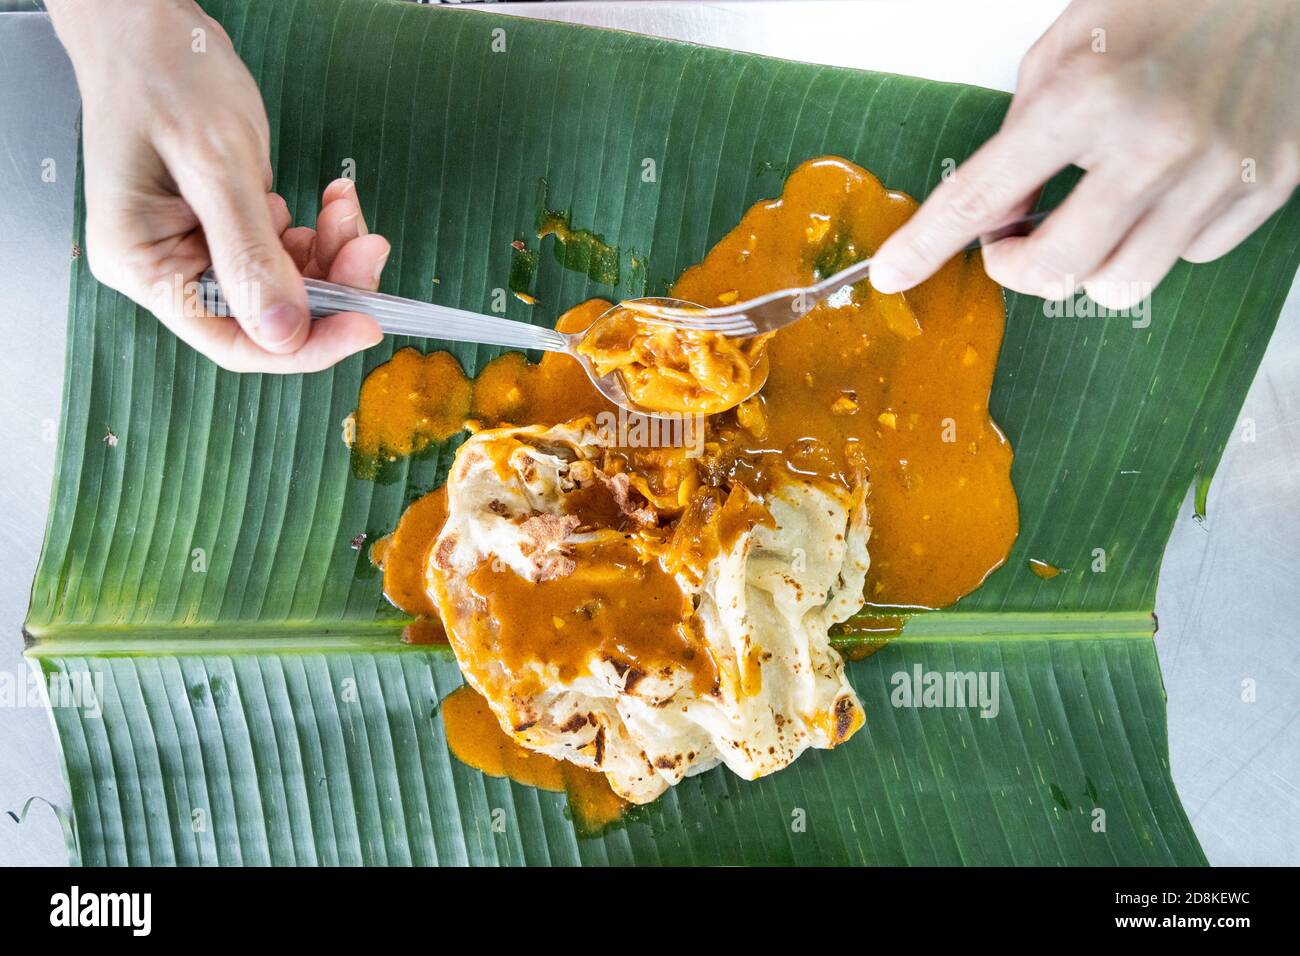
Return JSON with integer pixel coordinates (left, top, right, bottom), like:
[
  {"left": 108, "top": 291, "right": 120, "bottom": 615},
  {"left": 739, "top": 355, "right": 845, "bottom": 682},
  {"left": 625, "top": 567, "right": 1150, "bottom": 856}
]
[
  {"left": 356, "top": 156, "right": 1018, "bottom": 829},
  {"left": 439, "top": 684, "right": 628, "bottom": 833}
]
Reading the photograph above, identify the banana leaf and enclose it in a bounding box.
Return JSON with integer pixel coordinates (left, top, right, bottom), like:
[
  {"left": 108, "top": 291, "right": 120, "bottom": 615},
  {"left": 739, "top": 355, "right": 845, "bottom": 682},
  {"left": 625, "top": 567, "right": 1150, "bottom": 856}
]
[{"left": 24, "top": 0, "right": 1300, "bottom": 865}]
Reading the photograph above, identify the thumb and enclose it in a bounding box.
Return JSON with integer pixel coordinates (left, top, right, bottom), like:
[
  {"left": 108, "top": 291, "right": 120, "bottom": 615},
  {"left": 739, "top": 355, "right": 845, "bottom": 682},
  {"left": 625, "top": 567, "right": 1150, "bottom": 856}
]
[{"left": 169, "top": 148, "right": 308, "bottom": 353}]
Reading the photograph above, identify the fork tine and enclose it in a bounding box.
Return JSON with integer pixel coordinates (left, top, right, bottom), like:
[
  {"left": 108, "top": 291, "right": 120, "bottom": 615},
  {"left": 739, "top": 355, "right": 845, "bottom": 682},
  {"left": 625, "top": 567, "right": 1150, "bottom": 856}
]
[
  {"left": 680, "top": 311, "right": 754, "bottom": 326},
  {"left": 626, "top": 309, "right": 757, "bottom": 335},
  {"left": 619, "top": 298, "right": 761, "bottom": 336},
  {"left": 627, "top": 302, "right": 748, "bottom": 323},
  {"left": 666, "top": 312, "right": 749, "bottom": 328},
  {"left": 673, "top": 316, "right": 759, "bottom": 335}
]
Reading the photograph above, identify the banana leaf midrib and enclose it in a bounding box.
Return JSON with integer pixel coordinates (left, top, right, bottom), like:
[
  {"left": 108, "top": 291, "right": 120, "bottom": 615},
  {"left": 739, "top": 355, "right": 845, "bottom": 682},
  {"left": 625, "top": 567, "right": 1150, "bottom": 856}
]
[{"left": 24, "top": 609, "right": 1159, "bottom": 657}]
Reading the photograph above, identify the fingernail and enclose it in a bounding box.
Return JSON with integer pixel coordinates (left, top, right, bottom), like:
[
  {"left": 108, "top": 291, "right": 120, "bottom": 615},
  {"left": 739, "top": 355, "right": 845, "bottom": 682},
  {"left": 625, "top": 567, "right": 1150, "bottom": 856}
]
[
  {"left": 340, "top": 210, "right": 360, "bottom": 237},
  {"left": 337, "top": 177, "right": 355, "bottom": 194},
  {"left": 258, "top": 303, "right": 306, "bottom": 348},
  {"left": 373, "top": 247, "right": 390, "bottom": 285},
  {"left": 870, "top": 263, "right": 906, "bottom": 294}
]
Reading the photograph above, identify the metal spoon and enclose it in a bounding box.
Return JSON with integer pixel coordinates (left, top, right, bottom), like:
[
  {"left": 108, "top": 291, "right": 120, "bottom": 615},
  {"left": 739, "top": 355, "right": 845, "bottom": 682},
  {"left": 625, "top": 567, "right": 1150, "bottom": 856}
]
[{"left": 197, "top": 271, "right": 730, "bottom": 418}]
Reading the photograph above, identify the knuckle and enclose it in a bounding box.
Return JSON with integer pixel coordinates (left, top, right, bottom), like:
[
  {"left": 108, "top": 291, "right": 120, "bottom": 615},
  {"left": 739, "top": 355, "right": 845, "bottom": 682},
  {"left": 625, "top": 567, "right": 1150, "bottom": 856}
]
[
  {"left": 1017, "top": 30, "right": 1084, "bottom": 88},
  {"left": 1083, "top": 69, "right": 1129, "bottom": 112},
  {"left": 150, "top": 110, "right": 194, "bottom": 153},
  {"left": 942, "top": 182, "right": 1000, "bottom": 230},
  {"left": 1201, "top": 138, "right": 1239, "bottom": 167},
  {"left": 1015, "top": 40, "right": 1050, "bottom": 89},
  {"left": 1151, "top": 123, "right": 1202, "bottom": 163},
  {"left": 1195, "top": 140, "right": 1244, "bottom": 190},
  {"left": 1020, "top": 35, "right": 1050, "bottom": 70},
  {"left": 221, "top": 238, "right": 281, "bottom": 279},
  {"left": 1050, "top": 49, "right": 1102, "bottom": 91},
  {"left": 117, "top": 242, "right": 165, "bottom": 286},
  {"left": 895, "top": 229, "right": 947, "bottom": 272},
  {"left": 161, "top": 111, "right": 264, "bottom": 179},
  {"left": 1129, "top": 100, "right": 1205, "bottom": 164},
  {"left": 1036, "top": 69, "right": 1104, "bottom": 122}
]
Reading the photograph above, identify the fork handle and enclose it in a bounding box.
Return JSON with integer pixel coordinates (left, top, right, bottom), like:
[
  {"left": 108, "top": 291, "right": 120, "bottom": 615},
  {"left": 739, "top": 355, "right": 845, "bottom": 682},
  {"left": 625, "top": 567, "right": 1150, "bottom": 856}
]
[
  {"left": 198, "top": 270, "right": 567, "bottom": 352},
  {"left": 813, "top": 208, "right": 1053, "bottom": 294},
  {"left": 969, "top": 209, "right": 1051, "bottom": 247}
]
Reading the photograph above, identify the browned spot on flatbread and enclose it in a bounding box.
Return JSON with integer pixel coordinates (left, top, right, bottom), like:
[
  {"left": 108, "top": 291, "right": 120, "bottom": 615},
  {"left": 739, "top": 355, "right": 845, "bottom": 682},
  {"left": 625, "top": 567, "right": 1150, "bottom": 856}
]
[
  {"left": 433, "top": 533, "right": 458, "bottom": 570},
  {"left": 595, "top": 470, "right": 657, "bottom": 528},
  {"left": 622, "top": 667, "right": 646, "bottom": 693},
  {"left": 518, "top": 512, "right": 579, "bottom": 581},
  {"left": 559, "top": 713, "right": 589, "bottom": 733},
  {"left": 833, "top": 695, "right": 858, "bottom": 743}
]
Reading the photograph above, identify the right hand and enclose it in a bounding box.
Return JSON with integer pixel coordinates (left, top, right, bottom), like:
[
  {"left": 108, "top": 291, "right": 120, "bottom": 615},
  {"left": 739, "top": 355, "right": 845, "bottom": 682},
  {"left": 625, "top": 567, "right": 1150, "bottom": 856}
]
[{"left": 869, "top": 0, "right": 1300, "bottom": 309}]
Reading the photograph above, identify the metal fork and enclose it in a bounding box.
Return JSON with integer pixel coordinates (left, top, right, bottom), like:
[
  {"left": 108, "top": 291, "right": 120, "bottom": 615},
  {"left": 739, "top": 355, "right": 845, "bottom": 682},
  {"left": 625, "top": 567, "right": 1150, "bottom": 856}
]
[{"left": 627, "top": 209, "right": 1051, "bottom": 337}]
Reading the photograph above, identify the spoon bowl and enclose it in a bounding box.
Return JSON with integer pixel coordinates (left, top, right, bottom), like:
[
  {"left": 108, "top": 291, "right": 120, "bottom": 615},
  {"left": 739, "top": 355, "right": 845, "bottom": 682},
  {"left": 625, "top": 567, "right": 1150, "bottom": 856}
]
[{"left": 564, "top": 297, "right": 769, "bottom": 419}]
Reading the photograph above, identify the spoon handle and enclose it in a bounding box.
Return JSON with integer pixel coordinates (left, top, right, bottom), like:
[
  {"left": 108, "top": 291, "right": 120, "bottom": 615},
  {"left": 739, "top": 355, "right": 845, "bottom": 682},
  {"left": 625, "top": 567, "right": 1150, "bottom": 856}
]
[{"left": 198, "top": 270, "right": 567, "bottom": 352}]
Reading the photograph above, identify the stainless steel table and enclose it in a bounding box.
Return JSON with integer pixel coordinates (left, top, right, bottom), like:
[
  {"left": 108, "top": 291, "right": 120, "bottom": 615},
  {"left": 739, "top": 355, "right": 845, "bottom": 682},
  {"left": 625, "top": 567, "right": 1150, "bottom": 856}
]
[{"left": 2, "top": 2, "right": 1296, "bottom": 867}]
